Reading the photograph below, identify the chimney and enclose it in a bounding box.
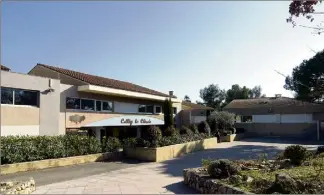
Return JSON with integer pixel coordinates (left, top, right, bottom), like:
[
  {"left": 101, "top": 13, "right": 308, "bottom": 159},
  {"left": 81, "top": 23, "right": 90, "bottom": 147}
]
[
  {"left": 169, "top": 91, "right": 174, "bottom": 97},
  {"left": 275, "top": 94, "right": 282, "bottom": 98}
]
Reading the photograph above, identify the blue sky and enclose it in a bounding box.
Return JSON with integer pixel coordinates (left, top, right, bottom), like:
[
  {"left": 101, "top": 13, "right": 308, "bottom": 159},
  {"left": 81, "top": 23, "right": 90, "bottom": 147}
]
[{"left": 2, "top": 1, "right": 324, "bottom": 102}]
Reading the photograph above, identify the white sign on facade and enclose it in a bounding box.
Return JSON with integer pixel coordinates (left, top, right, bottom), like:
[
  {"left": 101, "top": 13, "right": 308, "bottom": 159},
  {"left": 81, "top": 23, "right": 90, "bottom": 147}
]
[{"left": 84, "top": 115, "right": 164, "bottom": 127}]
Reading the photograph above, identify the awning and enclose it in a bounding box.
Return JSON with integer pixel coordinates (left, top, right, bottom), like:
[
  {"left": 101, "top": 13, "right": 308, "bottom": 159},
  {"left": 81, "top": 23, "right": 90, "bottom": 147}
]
[{"left": 83, "top": 115, "right": 164, "bottom": 127}]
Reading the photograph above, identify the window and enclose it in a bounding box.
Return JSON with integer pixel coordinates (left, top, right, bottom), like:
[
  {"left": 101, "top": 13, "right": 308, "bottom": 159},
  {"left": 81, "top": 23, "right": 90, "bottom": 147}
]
[
  {"left": 1, "top": 87, "right": 39, "bottom": 107},
  {"left": 14, "top": 89, "right": 39, "bottom": 106},
  {"left": 96, "top": 100, "right": 102, "bottom": 111},
  {"left": 138, "top": 105, "right": 154, "bottom": 114},
  {"left": 146, "top": 105, "right": 154, "bottom": 114},
  {"left": 102, "top": 101, "right": 113, "bottom": 111},
  {"left": 173, "top": 107, "right": 177, "bottom": 114},
  {"left": 66, "top": 97, "right": 81, "bottom": 109},
  {"left": 81, "top": 99, "right": 95, "bottom": 111},
  {"left": 155, "top": 106, "right": 162, "bottom": 114},
  {"left": 138, "top": 105, "right": 146, "bottom": 113},
  {"left": 1, "top": 87, "right": 13, "bottom": 104}
]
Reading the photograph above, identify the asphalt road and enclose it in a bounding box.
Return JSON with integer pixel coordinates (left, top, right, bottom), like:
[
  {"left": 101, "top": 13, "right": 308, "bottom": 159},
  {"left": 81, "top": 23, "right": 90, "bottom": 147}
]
[{"left": 0, "top": 160, "right": 145, "bottom": 186}]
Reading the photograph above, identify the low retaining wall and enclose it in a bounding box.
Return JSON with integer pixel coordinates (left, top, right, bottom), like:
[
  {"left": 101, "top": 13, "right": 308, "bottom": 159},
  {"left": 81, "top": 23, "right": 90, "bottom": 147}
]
[
  {"left": 0, "top": 178, "right": 35, "bottom": 194},
  {"left": 183, "top": 168, "right": 251, "bottom": 194},
  {"left": 1, "top": 151, "right": 122, "bottom": 175},
  {"left": 124, "top": 137, "right": 218, "bottom": 162},
  {"left": 220, "top": 134, "right": 245, "bottom": 142}
]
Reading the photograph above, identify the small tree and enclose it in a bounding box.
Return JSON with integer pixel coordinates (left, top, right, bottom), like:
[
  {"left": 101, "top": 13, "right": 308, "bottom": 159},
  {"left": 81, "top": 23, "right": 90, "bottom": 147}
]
[
  {"left": 207, "top": 111, "right": 235, "bottom": 135},
  {"left": 163, "top": 98, "right": 174, "bottom": 128}
]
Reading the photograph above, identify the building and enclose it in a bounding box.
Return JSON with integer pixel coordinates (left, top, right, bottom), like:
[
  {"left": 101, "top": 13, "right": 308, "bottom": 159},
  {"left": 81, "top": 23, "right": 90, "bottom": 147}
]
[
  {"left": 223, "top": 95, "right": 324, "bottom": 140},
  {"left": 179, "top": 101, "right": 214, "bottom": 126},
  {"left": 1, "top": 63, "right": 211, "bottom": 141}
]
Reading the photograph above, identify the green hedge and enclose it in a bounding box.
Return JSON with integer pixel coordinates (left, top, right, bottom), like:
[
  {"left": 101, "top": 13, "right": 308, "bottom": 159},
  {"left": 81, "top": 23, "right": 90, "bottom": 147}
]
[
  {"left": 0, "top": 135, "right": 120, "bottom": 165},
  {"left": 122, "top": 133, "right": 211, "bottom": 148}
]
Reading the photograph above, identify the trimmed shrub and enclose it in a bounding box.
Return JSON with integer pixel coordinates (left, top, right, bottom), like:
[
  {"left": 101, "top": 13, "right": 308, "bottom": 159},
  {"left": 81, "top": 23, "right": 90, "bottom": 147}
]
[
  {"left": 198, "top": 121, "right": 211, "bottom": 136},
  {"left": 147, "top": 126, "right": 162, "bottom": 141},
  {"left": 189, "top": 124, "right": 199, "bottom": 134},
  {"left": 135, "top": 138, "right": 151, "bottom": 147},
  {"left": 122, "top": 137, "right": 138, "bottom": 148},
  {"left": 101, "top": 136, "right": 122, "bottom": 152},
  {"left": 179, "top": 126, "right": 193, "bottom": 136},
  {"left": 317, "top": 146, "right": 324, "bottom": 155},
  {"left": 0, "top": 135, "right": 101, "bottom": 165},
  {"left": 207, "top": 159, "right": 241, "bottom": 179},
  {"left": 283, "top": 145, "right": 308, "bottom": 166},
  {"left": 164, "top": 126, "right": 179, "bottom": 137},
  {"left": 208, "top": 111, "right": 235, "bottom": 134},
  {"left": 230, "top": 127, "right": 236, "bottom": 134}
]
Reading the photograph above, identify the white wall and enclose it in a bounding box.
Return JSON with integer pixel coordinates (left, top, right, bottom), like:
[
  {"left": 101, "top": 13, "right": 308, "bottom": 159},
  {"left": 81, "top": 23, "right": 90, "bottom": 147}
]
[
  {"left": 252, "top": 114, "right": 315, "bottom": 123},
  {"left": 281, "top": 114, "right": 314, "bottom": 123},
  {"left": 1, "top": 125, "right": 39, "bottom": 136},
  {"left": 192, "top": 116, "right": 206, "bottom": 124},
  {"left": 252, "top": 114, "right": 277, "bottom": 123},
  {"left": 114, "top": 102, "right": 139, "bottom": 113}
]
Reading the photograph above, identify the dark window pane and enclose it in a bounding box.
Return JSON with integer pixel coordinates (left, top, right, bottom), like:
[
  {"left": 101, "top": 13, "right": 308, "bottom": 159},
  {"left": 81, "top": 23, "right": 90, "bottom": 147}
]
[
  {"left": 138, "top": 105, "right": 146, "bottom": 113},
  {"left": 66, "top": 97, "right": 80, "bottom": 109},
  {"left": 1, "top": 87, "right": 13, "bottom": 104},
  {"left": 14, "top": 89, "right": 39, "bottom": 106},
  {"left": 155, "top": 106, "right": 161, "bottom": 113},
  {"left": 96, "top": 101, "right": 102, "bottom": 111},
  {"left": 102, "top": 101, "right": 112, "bottom": 111},
  {"left": 146, "top": 105, "right": 153, "bottom": 114},
  {"left": 173, "top": 107, "right": 177, "bottom": 114},
  {"left": 81, "top": 99, "right": 95, "bottom": 110}
]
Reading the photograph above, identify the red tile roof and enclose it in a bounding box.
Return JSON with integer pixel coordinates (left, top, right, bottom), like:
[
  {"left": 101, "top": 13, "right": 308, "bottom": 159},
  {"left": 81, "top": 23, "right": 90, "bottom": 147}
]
[
  {"left": 1, "top": 65, "right": 10, "bottom": 71},
  {"left": 36, "top": 63, "right": 176, "bottom": 98}
]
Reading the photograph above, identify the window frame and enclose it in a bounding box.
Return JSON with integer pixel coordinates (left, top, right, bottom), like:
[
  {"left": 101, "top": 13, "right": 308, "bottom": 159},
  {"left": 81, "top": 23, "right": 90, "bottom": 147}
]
[
  {"left": 154, "top": 105, "right": 162, "bottom": 114},
  {"left": 66, "top": 97, "right": 113, "bottom": 112},
  {"left": 138, "top": 104, "right": 154, "bottom": 114},
  {"left": 1, "top": 87, "right": 39, "bottom": 107}
]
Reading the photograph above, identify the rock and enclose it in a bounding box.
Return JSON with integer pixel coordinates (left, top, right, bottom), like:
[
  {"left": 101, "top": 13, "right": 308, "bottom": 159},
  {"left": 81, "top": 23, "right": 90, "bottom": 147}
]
[
  {"left": 246, "top": 176, "right": 254, "bottom": 183},
  {"left": 266, "top": 173, "right": 298, "bottom": 194},
  {"left": 229, "top": 175, "right": 243, "bottom": 184}
]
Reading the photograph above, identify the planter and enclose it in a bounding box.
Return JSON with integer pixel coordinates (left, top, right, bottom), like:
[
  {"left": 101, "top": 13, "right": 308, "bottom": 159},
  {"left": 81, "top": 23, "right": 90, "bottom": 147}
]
[
  {"left": 124, "top": 137, "right": 217, "bottom": 162},
  {"left": 220, "top": 134, "right": 244, "bottom": 142},
  {"left": 0, "top": 151, "right": 122, "bottom": 175},
  {"left": 183, "top": 168, "right": 252, "bottom": 194}
]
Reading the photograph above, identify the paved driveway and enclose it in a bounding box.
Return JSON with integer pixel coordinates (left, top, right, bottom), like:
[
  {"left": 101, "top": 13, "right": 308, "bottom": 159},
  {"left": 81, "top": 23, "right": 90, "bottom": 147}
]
[{"left": 31, "top": 138, "right": 323, "bottom": 194}]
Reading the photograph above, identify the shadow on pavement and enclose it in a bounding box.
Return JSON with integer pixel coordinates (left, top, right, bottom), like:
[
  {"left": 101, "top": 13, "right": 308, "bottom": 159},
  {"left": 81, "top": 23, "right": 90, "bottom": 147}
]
[
  {"left": 242, "top": 137, "right": 324, "bottom": 146},
  {"left": 159, "top": 144, "right": 283, "bottom": 177},
  {"left": 164, "top": 181, "right": 199, "bottom": 194}
]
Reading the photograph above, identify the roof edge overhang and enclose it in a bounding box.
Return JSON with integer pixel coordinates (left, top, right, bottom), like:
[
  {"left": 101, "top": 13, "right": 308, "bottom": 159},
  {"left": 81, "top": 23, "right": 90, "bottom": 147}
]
[{"left": 78, "top": 84, "right": 182, "bottom": 103}]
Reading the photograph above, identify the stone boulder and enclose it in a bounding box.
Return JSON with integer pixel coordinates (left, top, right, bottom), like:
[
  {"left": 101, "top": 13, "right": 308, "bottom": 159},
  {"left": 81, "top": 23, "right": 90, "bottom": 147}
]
[{"left": 266, "top": 173, "right": 299, "bottom": 194}]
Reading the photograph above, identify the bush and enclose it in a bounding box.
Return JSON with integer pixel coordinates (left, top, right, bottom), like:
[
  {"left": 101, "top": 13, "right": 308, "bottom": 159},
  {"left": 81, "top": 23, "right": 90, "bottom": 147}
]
[
  {"left": 101, "top": 136, "right": 122, "bottom": 152},
  {"left": 317, "top": 146, "right": 324, "bottom": 155},
  {"left": 207, "top": 159, "right": 241, "bottom": 179},
  {"left": 0, "top": 135, "right": 102, "bottom": 165},
  {"left": 230, "top": 127, "right": 236, "bottom": 134},
  {"left": 147, "top": 126, "right": 162, "bottom": 141},
  {"left": 198, "top": 121, "right": 211, "bottom": 136},
  {"left": 164, "top": 126, "right": 179, "bottom": 137},
  {"left": 208, "top": 111, "right": 235, "bottom": 134},
  {"left": 283, "top": 145, "right": 308, "bottom": 166},
  {"left": 189, "top": 124, "right": 199, "bottom": 134},
  {"left": 157, "top": 133, "right": 210, "bottom": 147},
  {"left": 179, "top": 126, "right": 193, "bottom": 136}
]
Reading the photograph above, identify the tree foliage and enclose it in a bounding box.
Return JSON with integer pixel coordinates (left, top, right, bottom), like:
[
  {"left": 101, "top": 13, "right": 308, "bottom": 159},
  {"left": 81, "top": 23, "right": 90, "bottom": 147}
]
[
  {"left": 284, "top": 49, "right": 324, "bottom": 103},
  {"left": 163, "top": 98, "right": 174, "bottom": 128},
  {"left": 199, "top": 84, "right": 226, "bottom": 111},
  {"left": 184, "top": 95, "right": 191, "bottom": 102},
  {"left": 287, "top": 0, "right": 323, "bottom": 35},
  {"left": 225, "top": 84, "right": 265, "bottom": 104}
]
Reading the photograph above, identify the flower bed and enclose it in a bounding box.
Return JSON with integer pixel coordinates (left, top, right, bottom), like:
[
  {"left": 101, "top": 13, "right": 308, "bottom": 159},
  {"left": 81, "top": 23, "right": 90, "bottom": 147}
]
[{"left": 184, "top": 145, "right": 324, "bottom": 194}]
